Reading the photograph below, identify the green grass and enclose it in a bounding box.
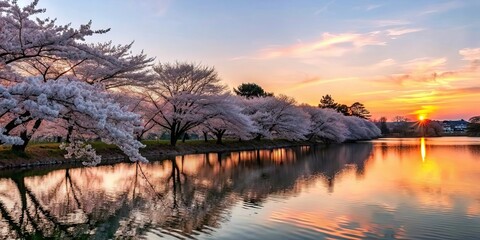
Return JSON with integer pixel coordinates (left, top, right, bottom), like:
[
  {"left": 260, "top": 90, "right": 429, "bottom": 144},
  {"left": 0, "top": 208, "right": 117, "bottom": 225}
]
[{"left": 0, "top": 138, "right": 309, "bottom": 167}]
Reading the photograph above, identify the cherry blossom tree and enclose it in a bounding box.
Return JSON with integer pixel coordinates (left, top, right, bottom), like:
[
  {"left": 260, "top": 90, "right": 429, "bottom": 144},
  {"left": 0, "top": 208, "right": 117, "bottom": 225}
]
[
  {"left": 143, "top": 62, "right": 227, "bottom": 146},
  {"left": 361, "top": 119, "right": 382, "bottom": 138},
  {"left": 342, "top": 116, "right": 381, "bottom": 141},
  {"left": 111, "top": 90, "right": 162, "bottom": 140},
  {"left": 0, "top": 0, "right": 153, "bottom": 87},
  {"left": 242, "top": 95, "right": 310, "bottom": 140},
  {"left": 0, "top": 77, "right": 147, "bottom": 164},
  {"left": 198, "top": 95, "right": 255, "bottom": 144},
  {"left": 0, "top": 0, "right": 154, "bottom": 153},
  {"left": 302, "top": 106, "right": 347, "bottom": 144}
]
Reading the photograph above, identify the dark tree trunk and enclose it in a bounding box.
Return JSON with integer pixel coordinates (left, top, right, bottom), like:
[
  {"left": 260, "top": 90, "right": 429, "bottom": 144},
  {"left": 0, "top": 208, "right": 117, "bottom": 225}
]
[
  {"left": 12, "top": 119, "right": 42, "bottom": 153},
  {"left": 215, "top": 131, "right": 225, "bottom": 144},
  {"left": 3, "top": 112, "right": 32, "bottom": 135},
  {"left": 203, "top": 132, "right": 208, "bottom": 142},
  {"left": 11, "top": 130, "right": 29, "bottom": 152},
  {"left": 170, "top": 131, "right": 178, "bottom": 146},
  {"left": 182, "top": 133, "right": 187, "bottom": 143}
]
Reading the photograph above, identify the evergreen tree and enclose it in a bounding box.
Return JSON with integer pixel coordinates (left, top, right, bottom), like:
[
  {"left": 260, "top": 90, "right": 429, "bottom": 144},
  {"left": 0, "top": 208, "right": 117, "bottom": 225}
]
[
  {"left": 350, "top": 102, "right": 371, "bottom": 119},
  {"left": 319, "top": 94, "right": 338, "bottom": 109},
  {"left": 234, "top": 83, "right": 273, "bottom": 99}
]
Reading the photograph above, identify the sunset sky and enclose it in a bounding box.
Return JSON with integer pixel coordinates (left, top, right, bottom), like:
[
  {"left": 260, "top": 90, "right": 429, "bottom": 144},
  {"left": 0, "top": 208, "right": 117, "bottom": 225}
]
[{"left": 25, "top": 0, "right": 480, "bottom": 120}]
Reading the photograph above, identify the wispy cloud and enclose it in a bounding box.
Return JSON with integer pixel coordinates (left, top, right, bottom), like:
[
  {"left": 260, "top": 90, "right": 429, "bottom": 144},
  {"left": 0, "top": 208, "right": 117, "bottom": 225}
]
[
  {"left": 354, "top": 90, "right": 394, "bottom": 96},
  {"left": 353, "top": 19, "right": 411, "bottom": 28},
  {"left": 419, "top": 1, "right": 462, "bottom": 15},
  {"left": 249, "top": 32, "right": 386, "bottom": 59},
  {"left": 233, "top": 24, "right": 426, "bottom": 61},
  {"left": 286, "top": 76, "right": 358, "bottom": 91},
  {"left": 314, "top": 0, "right": 336, "bottom": 15},
  {"left": 401, "top": 57, "right": 447, "bottom": 73},
  {"left": 386, "top": 28, "right": 424, "bottom": 36},
  {"left": 365, "top": 4, "right": 383, "bottom": 11},
  {"left": 372, "top": 58, "right": 396, "bottom": 68}
]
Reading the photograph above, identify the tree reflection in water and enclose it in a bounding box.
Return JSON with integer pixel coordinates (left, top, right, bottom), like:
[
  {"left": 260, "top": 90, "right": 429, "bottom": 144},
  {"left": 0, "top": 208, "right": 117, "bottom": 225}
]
[{"left": 0, "top": 143, "right": 373, "bottom": 239}]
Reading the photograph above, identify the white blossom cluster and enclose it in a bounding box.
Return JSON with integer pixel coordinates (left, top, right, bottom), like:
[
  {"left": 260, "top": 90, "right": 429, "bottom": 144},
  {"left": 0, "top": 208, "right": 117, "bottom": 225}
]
[
  {"left": 302, "top": 106, "right": 348, "bottom": 143},
  {"left": 59, "top": 141, "right": 101, "bottom": 166},
  {"left": 0, "top": 127, "right": 23, "bottom": 145},
  {"left": 194, "top": 95, "right": 254, "bottom": 141},
  {"left": 242, "top": 95, "right": 311, "bottom": 140},
  {"left": 1, "top": 77, "right": 147, "bottom": 162}
]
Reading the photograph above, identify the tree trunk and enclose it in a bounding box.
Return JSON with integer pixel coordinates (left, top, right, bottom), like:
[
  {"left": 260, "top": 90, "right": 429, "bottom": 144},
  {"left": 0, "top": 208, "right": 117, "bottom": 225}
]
[
  {"left": 12, "top": 119, "right": 42, "bottom": 153},
  {"left": 11, "top": 130, "right": 29, "bottom": 152},
  {"left": 203, "top": 132, "right": 208, "bottom": 142},
  {"left": 215, "top": 131, "right": 224, "bottom": 144},
  {"left": 4, "top": 112, "right": 32, "bottom": 135},
  {"left": 182, "top": 133, "right": 187, "bottom": 143},
  {"left": 170, "top": 131, "right": 178, "bottom": 146},
  {"left": 0, "top": 113, "right": 32, "bottom": 145}
]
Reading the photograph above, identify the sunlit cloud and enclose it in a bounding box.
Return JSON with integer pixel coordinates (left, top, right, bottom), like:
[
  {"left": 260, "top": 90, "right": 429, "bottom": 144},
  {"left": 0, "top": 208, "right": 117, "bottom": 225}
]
[
  {"left": 386, "top": 58, "right": 451, "bottom": 84},
  {"left": 286, "top": 76, "right": 358, "bottom": 92},
  {"left": 251, "top": 32, "right": 386, "bottom": 59},
  {"left": 354, "top": 90, "right": 394, "bottom": 96},
  {"left": 459, "top": 48, "right": 480, "bottom": 61},
  {"left": 402, "top": 57, "right": 447, "bottom": 72},
  {"left": 239, "top": 26, "right": 426, "bottom": 61},
  {"left": 413, "top": 105, "right": 438, "bottom": 116},
  {"left": 364, "top": 47, "right": 480, "bottom": 119},
  {"left": 372, "top": 58, "right": 396, "bottom": 68}
]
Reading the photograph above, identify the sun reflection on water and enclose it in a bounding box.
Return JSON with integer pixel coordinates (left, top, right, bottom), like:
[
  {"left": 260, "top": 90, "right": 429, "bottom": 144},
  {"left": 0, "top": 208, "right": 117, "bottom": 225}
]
[{"left": 420, "top": 137, "right": 426, "bottom": 162}]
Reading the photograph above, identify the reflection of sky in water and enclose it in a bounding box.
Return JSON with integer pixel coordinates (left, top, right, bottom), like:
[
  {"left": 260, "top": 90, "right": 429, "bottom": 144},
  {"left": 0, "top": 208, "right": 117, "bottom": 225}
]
[
  {"left": 0, "top": 137, "right": 480, "bottom": 239},
  {"left": 215, "top": 137, "right": 480, "bottom": 240}
]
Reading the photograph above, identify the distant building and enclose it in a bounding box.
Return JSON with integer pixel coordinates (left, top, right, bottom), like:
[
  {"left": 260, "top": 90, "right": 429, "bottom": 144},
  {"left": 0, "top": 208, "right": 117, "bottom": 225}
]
[{"left": 442, "top": 120, "right": 469, "bottom": 134}]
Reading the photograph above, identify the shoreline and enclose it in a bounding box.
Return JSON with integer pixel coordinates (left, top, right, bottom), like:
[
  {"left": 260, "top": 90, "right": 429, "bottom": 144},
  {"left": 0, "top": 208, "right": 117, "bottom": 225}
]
[{"left": 0, "top": 139, "right": 318, "bottom": 170}]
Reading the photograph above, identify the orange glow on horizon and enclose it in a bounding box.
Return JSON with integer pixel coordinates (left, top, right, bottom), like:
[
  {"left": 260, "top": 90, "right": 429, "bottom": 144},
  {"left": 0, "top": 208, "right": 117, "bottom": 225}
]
[{"left": 419, "top": 115, "right": 426, "bottom": 121}]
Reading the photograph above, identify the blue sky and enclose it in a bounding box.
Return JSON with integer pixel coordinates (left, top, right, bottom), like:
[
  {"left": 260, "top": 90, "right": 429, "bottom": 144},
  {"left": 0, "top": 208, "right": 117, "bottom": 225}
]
[{"left": 24, "top": 0, "right": 480, "bottom": 120}]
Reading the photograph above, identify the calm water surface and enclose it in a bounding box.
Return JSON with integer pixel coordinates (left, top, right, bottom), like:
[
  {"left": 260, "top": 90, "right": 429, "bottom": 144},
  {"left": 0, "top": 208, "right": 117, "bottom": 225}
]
[{"left": 1, "top": 137, "right": 480, "bottom": 239}]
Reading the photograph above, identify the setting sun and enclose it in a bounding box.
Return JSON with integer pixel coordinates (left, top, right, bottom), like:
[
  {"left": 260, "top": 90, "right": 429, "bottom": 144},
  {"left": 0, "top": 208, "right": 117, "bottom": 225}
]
[{"left": 419, "top": 115, "right": 426, "bottom": 121}]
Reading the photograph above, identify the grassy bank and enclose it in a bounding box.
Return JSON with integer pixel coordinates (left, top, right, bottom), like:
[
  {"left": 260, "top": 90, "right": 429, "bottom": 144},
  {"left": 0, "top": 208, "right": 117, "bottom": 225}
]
[{"left": 0, "top": 139, "right": 314, "bottom": 169}]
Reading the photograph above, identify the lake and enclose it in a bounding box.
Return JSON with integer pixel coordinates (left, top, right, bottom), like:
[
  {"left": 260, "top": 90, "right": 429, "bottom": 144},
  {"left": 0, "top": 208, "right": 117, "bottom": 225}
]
[{"left": 1, "top": 137, "right": 480, "bottom": 239}]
